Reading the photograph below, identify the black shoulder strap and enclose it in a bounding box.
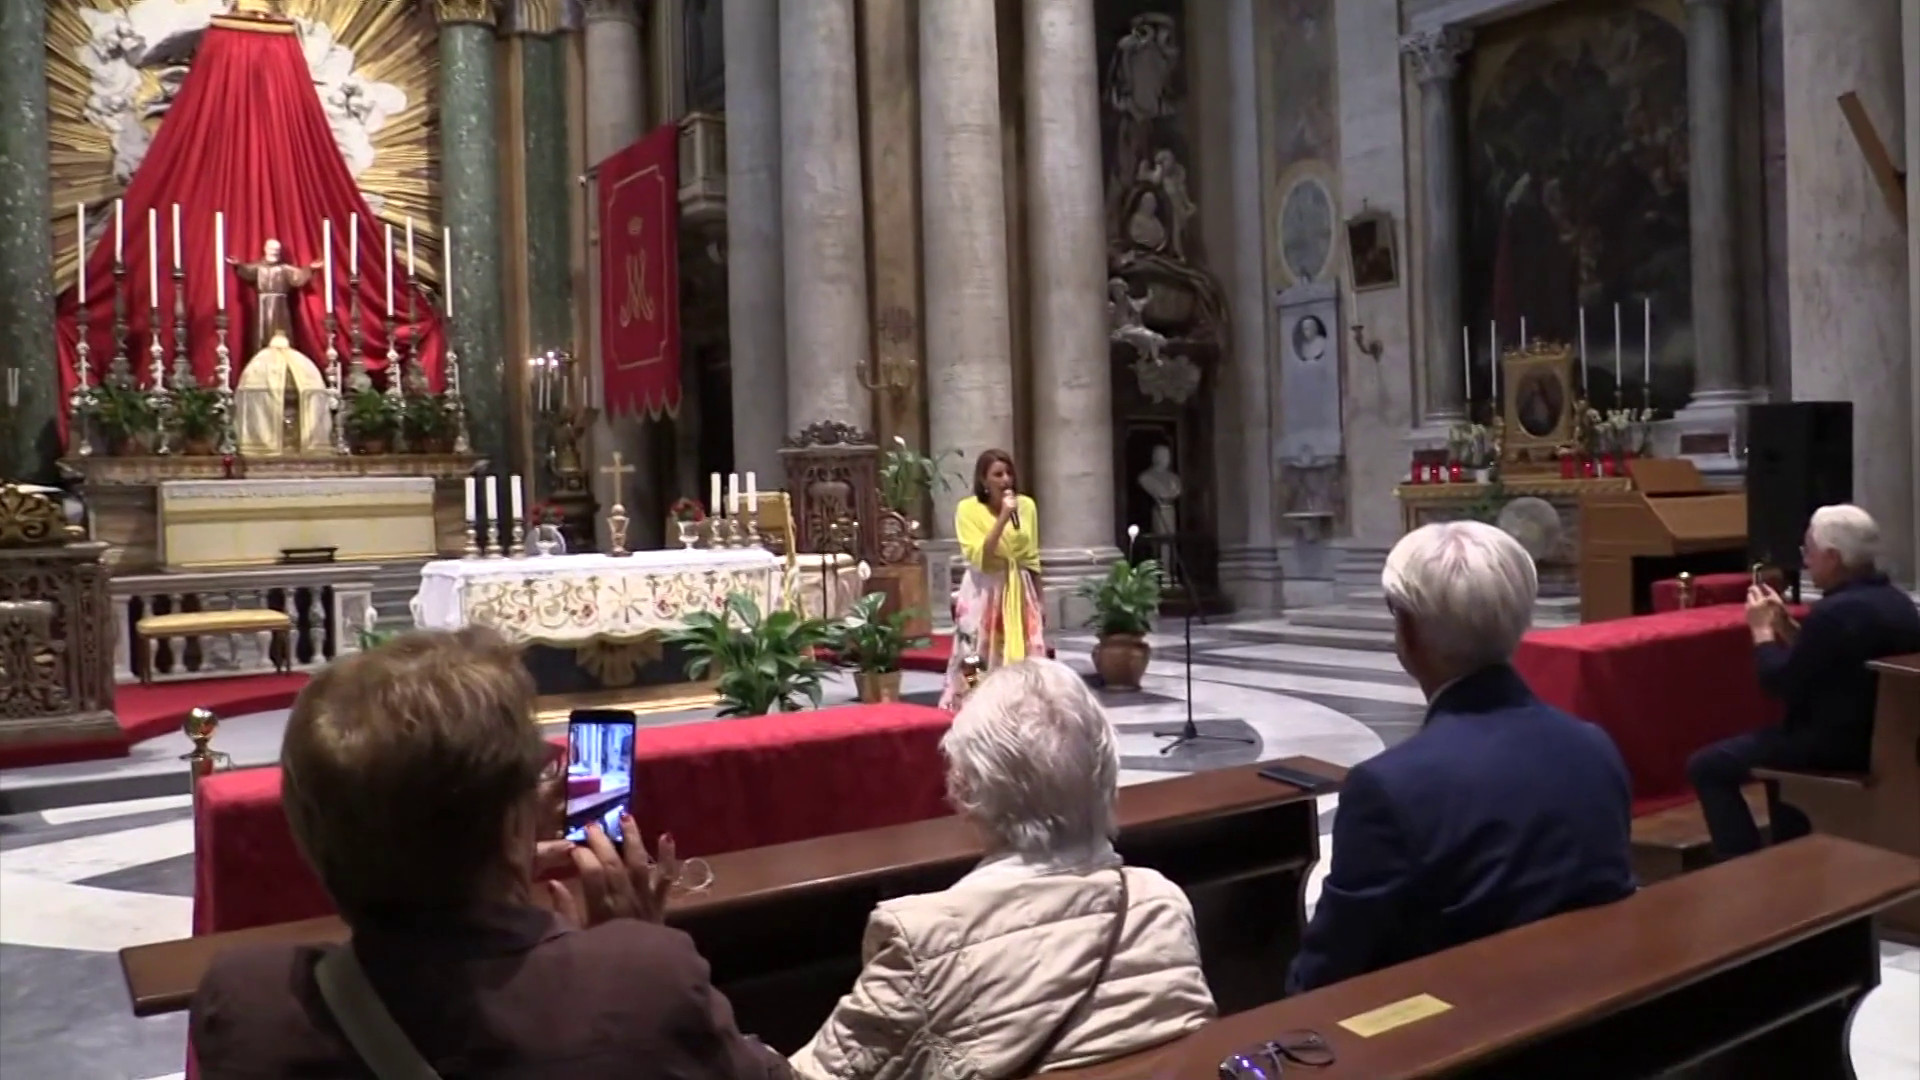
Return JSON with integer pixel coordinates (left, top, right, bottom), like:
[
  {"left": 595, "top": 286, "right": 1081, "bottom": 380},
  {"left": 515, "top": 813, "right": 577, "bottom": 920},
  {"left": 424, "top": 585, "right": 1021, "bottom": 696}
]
[{"left": 1018, "top": 868, "right": 1131, "bottom": 1077}]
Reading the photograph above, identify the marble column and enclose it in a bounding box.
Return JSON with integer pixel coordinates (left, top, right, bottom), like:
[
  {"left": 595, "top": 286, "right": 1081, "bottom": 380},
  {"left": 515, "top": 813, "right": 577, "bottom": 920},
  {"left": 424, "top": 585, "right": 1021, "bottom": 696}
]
[
  {"left": 1682, "top": 0, "right": 1745, "bottom": 408},
  {"left": 923, "top": 0, "right": 1015, "bottom": 542},
  {"left": 1024, "top": 0, "right": 1118, "bottom": 615},
  {"left": 0, "top": 0, "right": 54, "bottom": 479},
  {"left": 723, "top": 0, "right": 787, "bottom": 481},
  {"left": 780, "top": 0, "right": 872, "bottom": 431},
  {"left": 1402, "top": 26, "right": 1471, "bottom": 425},
  {"left": 511, "top": 2, "right": 575, "bottom": 353},
  {"left": 436, "top": 0, "right": 508, "bottom": 471},
  {"left": 1782, "top": 0, "right": 1913, "bottom": 581},
  {"left": 582, "top": 0, "right": 657, "bottom": 543},
  {"left": 1217, "top": 0, "right": 1281, "bottom": 610}
]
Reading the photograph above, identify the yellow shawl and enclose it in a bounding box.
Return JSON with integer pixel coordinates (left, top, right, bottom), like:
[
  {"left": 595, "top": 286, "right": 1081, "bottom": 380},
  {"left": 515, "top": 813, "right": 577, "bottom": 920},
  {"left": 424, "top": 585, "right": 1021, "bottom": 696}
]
[{"left": 955, "top": 495, "right": 1041, "bottom": 662}]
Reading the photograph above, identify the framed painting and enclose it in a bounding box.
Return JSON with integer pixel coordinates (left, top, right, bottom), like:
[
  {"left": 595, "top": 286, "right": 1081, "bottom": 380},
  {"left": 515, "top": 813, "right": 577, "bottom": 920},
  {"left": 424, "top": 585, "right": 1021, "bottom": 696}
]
[
  {"left": 1500, "top": 341, "right": 1578, "bottom": 471},
  {"left": 1344, "top": 209, "right": 1398, "bottom": 292}
]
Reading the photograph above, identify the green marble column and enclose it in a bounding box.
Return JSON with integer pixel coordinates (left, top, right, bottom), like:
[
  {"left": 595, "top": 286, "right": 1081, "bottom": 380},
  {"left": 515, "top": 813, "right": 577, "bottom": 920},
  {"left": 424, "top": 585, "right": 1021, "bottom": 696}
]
[
  {"left": 436, "top": 0, "right": 508, "bottom": 469},
  {"left": 0, "top": 0, "right": 55, "bottom": 480},
  {"left": 520, "top": 33, "right": 573, "bottom": 351}
]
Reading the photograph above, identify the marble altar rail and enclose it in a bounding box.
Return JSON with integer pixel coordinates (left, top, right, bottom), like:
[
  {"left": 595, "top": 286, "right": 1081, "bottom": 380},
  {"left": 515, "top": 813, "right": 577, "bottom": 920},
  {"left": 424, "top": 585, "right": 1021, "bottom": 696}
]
[{"left": 109, "top": 566, "right": 376, "bottom": 685}]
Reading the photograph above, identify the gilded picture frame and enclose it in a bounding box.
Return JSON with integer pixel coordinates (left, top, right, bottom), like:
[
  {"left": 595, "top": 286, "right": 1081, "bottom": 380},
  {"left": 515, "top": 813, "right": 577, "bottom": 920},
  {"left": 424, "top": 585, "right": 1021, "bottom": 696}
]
[
  {"left": 1500, "top": 341, "right": 1579, "bottom": 471},
  {"left": 1344, "top": 209, "right": 1399, "bottom": 292}
]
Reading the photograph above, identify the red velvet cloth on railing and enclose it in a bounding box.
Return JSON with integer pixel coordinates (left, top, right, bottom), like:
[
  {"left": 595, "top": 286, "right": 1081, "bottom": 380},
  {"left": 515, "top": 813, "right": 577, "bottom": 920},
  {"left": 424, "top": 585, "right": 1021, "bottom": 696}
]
[{"left": 53, "top": 15, "right": 444, "bottom": 440}]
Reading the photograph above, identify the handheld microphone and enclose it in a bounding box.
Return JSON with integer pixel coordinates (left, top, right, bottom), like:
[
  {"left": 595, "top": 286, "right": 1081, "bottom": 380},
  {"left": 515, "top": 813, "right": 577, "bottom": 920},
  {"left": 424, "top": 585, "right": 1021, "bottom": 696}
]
[{"left": 1007, "top": 490, "right": 1021, "bottom": 531}]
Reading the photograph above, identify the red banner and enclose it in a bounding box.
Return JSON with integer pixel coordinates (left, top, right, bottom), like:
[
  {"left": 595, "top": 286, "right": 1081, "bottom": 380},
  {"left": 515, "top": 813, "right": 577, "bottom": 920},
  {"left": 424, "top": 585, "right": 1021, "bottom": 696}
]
[{"left": 597, "top": 124, "right": 681, "bottom": 418}]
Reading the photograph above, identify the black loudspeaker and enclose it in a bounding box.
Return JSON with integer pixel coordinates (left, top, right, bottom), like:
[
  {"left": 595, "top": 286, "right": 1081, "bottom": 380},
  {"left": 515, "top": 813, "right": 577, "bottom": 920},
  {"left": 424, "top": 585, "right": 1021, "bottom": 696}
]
[{"left": 1745, "top": 402, "right": 1854, "bottom": 576}]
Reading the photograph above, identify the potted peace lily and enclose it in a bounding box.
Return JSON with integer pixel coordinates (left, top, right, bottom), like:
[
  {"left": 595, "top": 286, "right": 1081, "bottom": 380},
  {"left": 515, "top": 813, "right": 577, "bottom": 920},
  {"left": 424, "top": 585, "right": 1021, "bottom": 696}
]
[
  {"left": 1075, "top": 547, "right": 1165, "bottom": 691},
  {"left": 830, "top": 592, "right": 930, "bottom": 704},
  {"left": 664, "top": 592, "right": 836, "bottom": 717}
]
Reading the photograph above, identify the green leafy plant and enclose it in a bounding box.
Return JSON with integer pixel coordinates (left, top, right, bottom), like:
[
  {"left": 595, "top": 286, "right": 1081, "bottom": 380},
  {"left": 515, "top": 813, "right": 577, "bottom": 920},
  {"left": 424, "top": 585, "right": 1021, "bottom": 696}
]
[
  {"left": 1462, "top": 481, "right": 1510, "bottom": 525},
  {"left": 90, "top": 382, "right": 159, "bottom": 452},
  {"left": 400, "top": 392, "right": 455, "bottom": 449},
  {"left": 829, "top": 592, "right": 930, "bottom": 675},
  {"left": 664, "top": 592, "right": 835, "bottom": 716},
  {"left": 344, "top": 388, "right": 399, "bottom": 441},
  {"left": 1077, "top": 557, "right": 1165, "bottom": 637},
  {"left": 170, "top": 379, "right": 223, "bottom": 448},
  {"left": 878, "top": 436, "right": 964, "bottom": 514}
]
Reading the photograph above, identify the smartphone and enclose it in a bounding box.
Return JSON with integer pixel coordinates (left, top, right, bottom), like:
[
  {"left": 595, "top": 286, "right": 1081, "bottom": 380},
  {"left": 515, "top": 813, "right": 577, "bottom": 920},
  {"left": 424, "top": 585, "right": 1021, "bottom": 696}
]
[
  {"left": 1257, "top": 762, "right": 1340, "bottom": 796},
  {"left": 564, "top": 709, "right": 637, "bottom": 847}
]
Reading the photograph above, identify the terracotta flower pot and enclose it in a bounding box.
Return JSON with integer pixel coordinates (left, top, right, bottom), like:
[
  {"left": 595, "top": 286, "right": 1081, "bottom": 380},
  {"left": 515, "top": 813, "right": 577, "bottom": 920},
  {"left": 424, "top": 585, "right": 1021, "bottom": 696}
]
[
  {"left": 181, "top": 436, "right": 217, "bottom": 457},
  {"left": 1091, "top": 633, "right": 1152, "bottom": 691},
  {"left": 855, "top": 669, "right": 903, "bottom": 704},
  {"left": 352, "top": 436, "right": 390, "bottom": 456}
]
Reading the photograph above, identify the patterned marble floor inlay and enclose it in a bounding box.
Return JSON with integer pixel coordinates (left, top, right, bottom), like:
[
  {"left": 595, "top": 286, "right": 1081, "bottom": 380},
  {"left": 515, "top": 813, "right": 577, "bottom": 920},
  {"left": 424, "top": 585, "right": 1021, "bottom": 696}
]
[{"left": 0, "top": 622, "right": 1913, "bottom": 1079}]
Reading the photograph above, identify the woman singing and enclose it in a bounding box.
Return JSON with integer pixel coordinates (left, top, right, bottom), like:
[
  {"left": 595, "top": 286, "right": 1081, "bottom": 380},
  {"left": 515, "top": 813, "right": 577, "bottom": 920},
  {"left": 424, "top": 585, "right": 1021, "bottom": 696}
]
[{"left": 943, "top": 449, "right": 1046, "bottom": 709}]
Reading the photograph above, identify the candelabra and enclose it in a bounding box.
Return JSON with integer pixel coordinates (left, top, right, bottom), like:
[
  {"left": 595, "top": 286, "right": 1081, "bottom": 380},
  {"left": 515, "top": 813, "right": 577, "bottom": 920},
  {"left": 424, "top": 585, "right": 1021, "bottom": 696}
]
[
  {"left": 149, "top": 327, "right": 172, "bottom": 455},
  {"left": 71, "top": 296, "right": 95, "bottom": 456},
  {"left": 324, "top": 309, "right": 348, "bottom": 455},
  {"left": 170, "top": 265, "right": 190, "bottom": 389},
  {"left": 214, "top": 309, "right": 236, "bottom": 456},
  {"left": 109, "top": 260, "right": 131, "bottom": 385},
  {"left": 446, "top": 342, "right": 472, "bottom": 455}
]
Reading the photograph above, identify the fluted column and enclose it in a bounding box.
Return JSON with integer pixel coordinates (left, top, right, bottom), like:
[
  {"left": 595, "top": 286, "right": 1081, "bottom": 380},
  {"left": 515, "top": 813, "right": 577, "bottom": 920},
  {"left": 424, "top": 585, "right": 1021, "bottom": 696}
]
[
  {"left": 1684, "top": 0, "right": 1745, "bottom": 406},
  {"left": 0, "top": 0, "right": 54, "bottom": 479},
  {"left": 436, "top": 0, "right": 508, "bottom": 469},
  {"left": 1402, "top": 26, "right": 1471, "bottom": 424},
  {"left": 724, "top": 0, "right": 786, "bottom": 480},
  {"left": 923, "top": 0, "right": 1015, "bottom": 540},
  {"left": 781, "top": 0, "right": 871, "bottom": 430},
  {"left": 1025, "top": 0, "right": 1115, "bottom": 579}
]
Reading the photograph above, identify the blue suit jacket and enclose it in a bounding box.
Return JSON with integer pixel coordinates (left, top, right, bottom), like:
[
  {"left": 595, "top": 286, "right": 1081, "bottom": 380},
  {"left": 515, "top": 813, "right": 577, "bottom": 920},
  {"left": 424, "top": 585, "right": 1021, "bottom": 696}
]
[
  {"left": 1755, "top": 572, "right": 1920, "bottom": 766},
  {"left": 1286, "top": 665, "right": 1637, "bottom": 994}
]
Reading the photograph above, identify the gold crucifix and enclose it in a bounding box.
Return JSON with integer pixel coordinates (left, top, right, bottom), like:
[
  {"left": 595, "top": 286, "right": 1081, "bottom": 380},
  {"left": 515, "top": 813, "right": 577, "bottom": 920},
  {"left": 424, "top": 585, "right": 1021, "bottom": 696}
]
[{"left": 599, "top": 451, "right": 635, "bottom": 557}]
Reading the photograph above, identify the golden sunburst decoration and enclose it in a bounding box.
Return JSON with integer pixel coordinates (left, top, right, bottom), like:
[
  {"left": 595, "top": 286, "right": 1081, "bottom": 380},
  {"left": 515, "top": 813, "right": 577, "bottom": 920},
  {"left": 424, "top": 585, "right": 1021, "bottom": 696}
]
[{"left": 46, "top": 0, "right": 442, "bottom": 293}]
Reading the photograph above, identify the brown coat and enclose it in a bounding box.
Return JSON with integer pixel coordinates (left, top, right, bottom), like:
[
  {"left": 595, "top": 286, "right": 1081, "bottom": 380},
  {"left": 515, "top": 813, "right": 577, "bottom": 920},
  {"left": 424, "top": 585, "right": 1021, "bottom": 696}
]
[{"left": 190, "top": 904, "right": 791, "bottom": 1080}]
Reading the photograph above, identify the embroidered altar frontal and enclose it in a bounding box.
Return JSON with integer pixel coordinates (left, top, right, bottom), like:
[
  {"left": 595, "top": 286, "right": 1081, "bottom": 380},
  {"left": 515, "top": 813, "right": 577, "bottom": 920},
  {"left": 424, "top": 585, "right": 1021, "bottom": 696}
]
[{"left": 410, "top": 550, "right": 782, "bottom": 708}]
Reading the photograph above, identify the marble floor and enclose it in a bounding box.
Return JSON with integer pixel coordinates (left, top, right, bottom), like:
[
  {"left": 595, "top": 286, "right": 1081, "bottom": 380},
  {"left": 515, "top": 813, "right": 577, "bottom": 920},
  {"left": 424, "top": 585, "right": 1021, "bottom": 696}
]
[{"left": 0, "top": 618, "right": 1914, "bottom": 1078}]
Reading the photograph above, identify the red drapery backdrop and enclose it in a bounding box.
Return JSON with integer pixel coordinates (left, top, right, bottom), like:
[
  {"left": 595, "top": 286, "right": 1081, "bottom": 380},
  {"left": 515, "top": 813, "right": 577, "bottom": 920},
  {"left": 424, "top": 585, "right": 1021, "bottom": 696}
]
[
  {"left": 597, "top": 123, "right": 681, "bottom": 419},
  {"left": 53, "top": 15, "right": 445, "bottom": 442}
]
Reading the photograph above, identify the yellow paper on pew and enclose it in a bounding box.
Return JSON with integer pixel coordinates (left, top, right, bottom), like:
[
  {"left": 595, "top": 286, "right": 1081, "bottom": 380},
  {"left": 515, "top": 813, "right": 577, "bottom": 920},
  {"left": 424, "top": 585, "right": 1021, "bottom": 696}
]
[{"left": 1338, "top": 993, "right": 1454, "bottom": 1037}]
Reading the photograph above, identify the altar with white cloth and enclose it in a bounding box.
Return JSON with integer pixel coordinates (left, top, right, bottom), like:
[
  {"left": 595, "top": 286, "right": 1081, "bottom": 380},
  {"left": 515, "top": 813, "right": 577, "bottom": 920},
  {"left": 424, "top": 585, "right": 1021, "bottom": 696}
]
[{"left": 410, "top": 548, "right": 781, "bottom": 712}]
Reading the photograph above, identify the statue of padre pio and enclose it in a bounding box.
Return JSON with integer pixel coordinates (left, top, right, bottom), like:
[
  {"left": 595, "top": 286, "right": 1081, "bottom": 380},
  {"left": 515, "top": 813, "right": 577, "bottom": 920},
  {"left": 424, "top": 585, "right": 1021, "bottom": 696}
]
[{"left": 228, "top": 239, "right": 322, "bottom": 356}]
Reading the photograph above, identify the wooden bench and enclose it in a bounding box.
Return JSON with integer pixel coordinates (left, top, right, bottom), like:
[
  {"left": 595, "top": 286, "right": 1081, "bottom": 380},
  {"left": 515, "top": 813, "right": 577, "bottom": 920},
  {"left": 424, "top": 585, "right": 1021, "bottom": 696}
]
[
  {"left": 1755, "top": 653, "right": 1920, "bottom": 942},
  {"left": 1628, "top": 784, "right": 1769, "bottom": 884},
  {"left": 134, "top": 609, "right": 293, "bottom": 683},
  {"left": 1058, "top": 835, "right": 1920, "bottom": 1079},
  {"left": 123, "top": 757, "right": 1342, "bottom": 1054}
]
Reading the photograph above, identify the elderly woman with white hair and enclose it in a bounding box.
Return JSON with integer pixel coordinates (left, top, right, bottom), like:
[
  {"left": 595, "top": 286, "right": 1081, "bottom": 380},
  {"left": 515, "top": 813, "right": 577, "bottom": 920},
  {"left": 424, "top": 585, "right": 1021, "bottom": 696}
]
[
  {"left": 1688, "top": 503, "right": 1920, "bottom": 858},
  {"left": 1286, "top": 520, "right": 1635, "bottom": 993},
  {"left": 790, "top": 658, "right": 1215, "bottom": 1079}
]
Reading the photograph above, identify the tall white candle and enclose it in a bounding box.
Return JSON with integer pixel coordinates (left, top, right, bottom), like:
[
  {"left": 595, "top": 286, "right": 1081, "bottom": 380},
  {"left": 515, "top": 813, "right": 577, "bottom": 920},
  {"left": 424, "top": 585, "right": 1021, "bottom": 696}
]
[
  {"left": 321, "top": 218, "right": 332, "bottom": 313},
  {"left": 170, "top": 204, "right": 181, "bottom": 271},
  {"left": 464, "top": 476, "right": 477, "bottom": 523},
  {"left": 727, "top": 472, "right": 740, "bottom": 515},
  {"left": 510, "top": 475, "right": 523, "bottom": 522},
  {"left": 147, "top": 208, "right": 159, "bottom": 309},
  {"left": 114, "top": 199, "right": 124, "bottom": 263},
  {"left": 710, "top": 472, "right": 722, "bottom": 516},
  {"left": 215, "top": 211, "right": 226, "bottom": 309},
  {"left": 348, "top": 212, "right": 358, "bottom": 276},
  {"left": 1489, "top": 321, "right": 1498, "bottom": 403},
  {"left": 1642, "top": 298, "right": 1652, "bottom": 390},
  {"left": 1612, "top": 302, "right": 1623, "bottom": 390},
  {"left": 746, "top": 472, "right": 759, "bottom": 513},
  {"left": 1462, "top": 325, "right": 1472, "bottom": 403},
  {"left": 1578, "top": 307, "right": 1589, "bottom": 393},
  {"left": 485, "top": 474, "right": 499, "bottom": 521},
  {"left": 383, "top": 223, "right": 394, "bottom": 314},
  {"left": 1519, "top": 316, "right": 1528, "bottom": 350},
  {"left": 443, "top": 227, "right": 455, "bottom": 318},
  {"left": 75, "top": 204, "right": 87, "bottom": 300}
]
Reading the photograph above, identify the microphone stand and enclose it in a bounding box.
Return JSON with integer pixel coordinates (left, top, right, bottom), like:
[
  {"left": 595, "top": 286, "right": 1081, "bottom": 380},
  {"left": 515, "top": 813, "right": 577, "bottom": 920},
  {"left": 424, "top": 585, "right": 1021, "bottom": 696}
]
[{"left": 1152, "top": 532, "right": 1254, "bottom": 755}]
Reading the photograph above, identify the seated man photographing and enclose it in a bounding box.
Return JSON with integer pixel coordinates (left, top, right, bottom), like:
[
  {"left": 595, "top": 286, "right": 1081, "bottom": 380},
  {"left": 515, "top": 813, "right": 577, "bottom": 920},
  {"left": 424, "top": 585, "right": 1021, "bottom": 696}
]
[
  {"left": 1688, "top": 504, "right": 1920, "bottom": 858},
  {"left": 1287, "top": 522, "right": 1636, "bottom": 994}
]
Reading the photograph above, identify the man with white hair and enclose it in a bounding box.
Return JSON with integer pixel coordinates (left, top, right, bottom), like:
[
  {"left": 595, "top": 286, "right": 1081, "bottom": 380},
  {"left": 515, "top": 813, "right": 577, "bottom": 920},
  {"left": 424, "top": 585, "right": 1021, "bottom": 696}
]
[
  {"left": 1286, "top": 521, "right": 1635, "bottom": 994},
  {"left": 1688, "top": 503, "right": 1920, "bottom": 858}
]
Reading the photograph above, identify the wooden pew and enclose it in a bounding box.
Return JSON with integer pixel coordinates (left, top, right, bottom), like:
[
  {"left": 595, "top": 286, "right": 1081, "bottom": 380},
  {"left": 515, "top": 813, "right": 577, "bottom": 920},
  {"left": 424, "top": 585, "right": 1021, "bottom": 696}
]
[
  {"left": 1756, "top": 653, "right": 1920, "bottom": 943},
  {"left": 121, "top": 757, "right": 1339, "bottom": 1053},
  {"left": 1057, "top": 835, "right": 1920, "bottom": 1079}
]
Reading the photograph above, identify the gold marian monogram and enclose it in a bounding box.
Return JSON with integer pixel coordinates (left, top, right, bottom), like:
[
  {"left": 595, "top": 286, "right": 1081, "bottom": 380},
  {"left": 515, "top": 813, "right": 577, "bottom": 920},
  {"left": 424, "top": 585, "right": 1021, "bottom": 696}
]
[{"left": 618, "top": 216, "right": 655, "bottom": 328}]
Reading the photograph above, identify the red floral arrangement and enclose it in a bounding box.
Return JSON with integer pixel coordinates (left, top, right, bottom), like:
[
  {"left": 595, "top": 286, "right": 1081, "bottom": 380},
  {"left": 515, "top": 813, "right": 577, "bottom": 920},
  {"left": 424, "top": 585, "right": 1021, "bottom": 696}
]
[
  {"left": 527, "top": 500, "right": 563, "bottom": 525},
  {"left": 668, "top": 497, "right": 708, "bottom": 523}
]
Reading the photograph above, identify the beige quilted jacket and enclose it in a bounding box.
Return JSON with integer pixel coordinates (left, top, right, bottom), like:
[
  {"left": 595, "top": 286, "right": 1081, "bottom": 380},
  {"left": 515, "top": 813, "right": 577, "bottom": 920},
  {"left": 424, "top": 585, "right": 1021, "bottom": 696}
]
[{"left": 789, "top": 857, "right": 1216, "bottom": 1079}]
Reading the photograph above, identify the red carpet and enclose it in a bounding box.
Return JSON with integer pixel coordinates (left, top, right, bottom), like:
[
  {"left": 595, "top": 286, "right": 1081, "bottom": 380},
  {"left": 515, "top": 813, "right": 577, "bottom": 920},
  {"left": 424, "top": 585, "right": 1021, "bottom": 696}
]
[
  {"left": 897, "top": 634, "right": 1058, "bottom": 673},
  {"left": 0, "top": 672, "right": 310, "bottom": 771}
]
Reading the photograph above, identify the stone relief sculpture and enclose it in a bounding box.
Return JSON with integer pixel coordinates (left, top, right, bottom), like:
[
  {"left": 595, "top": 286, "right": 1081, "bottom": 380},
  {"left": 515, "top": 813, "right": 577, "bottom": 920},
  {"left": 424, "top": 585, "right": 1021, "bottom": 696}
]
[{"left": 1107, "top": 279, "right": 1166, "bottom": 365}]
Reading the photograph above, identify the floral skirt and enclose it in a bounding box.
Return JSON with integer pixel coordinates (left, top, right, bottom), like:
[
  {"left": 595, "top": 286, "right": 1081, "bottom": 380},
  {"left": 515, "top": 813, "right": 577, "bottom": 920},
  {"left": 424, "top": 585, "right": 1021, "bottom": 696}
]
[{"left": 940, "top": 566, "right": 1047, "bottom": 710}]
